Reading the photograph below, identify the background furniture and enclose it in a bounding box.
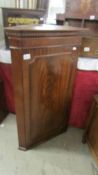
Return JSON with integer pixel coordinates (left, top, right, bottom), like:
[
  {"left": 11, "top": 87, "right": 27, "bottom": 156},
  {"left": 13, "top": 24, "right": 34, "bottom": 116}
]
[
  {"left": 80, "top": 37, "right": 98, "bottom": 58},
  {"left": 83, "top": 95, "right": 98, "bottom": 165},
  {"left": 65, "top": 0, "right": 98, "bottom": 30},
  {"left": 56, "top": 0, "right": 98, "bottom": 29},
  {"left": 5, "top": 24, "right": 84, "bottom": 150},
  {"left": 65, "top": 0, "right": 98, "bottom": 18},
  {"left": 2, "top": 8, "right": 46, "bottom": 48}
]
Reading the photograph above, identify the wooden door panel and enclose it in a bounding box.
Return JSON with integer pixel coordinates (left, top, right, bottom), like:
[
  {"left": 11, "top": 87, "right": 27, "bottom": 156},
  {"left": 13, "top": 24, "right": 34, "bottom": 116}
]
[
  {"left": 88, "top": 111, "right": 98, "bottom": 157},
  {"left": 28, "top": 53, "right": 73, "bottom": 141}
]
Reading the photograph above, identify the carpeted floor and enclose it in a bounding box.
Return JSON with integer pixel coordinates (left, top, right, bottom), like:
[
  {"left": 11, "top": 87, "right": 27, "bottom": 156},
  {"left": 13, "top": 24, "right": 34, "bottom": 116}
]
[{"left": 0, "top": 113, "right": 98, "bottom": 175}]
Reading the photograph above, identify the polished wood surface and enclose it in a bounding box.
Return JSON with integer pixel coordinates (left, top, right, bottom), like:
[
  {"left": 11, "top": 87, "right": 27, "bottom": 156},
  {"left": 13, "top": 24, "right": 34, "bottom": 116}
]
[
  {"left": 57, "top": 0, "right": 98, "bottom": 33},
  {"left": 66, "top": 0, "right": 98, "bottom": 18},
  {"left": 80, "top": 37, "right": 98, "bottom": 58},
  {"left": 83, "top": 95, "right": 98, "bottom": 165},
  {"left": 56, "top": 0, "right": 98, "bottom": 20},
  {"left": 56, "top": 0, "right": 98, "bottom": 62},
  {"left": 5, "top": 24, "right": 83, "bottom": 150}
]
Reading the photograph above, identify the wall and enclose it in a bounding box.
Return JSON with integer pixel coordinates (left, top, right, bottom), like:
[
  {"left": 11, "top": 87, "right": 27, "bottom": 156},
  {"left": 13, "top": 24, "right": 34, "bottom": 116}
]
[{"left": 0, "top": 0, "right": 16, "bottom": 46}]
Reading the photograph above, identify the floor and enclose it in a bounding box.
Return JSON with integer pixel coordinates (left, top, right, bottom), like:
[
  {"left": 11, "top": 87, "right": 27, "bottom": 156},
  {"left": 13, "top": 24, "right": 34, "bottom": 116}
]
[
  {"left": 0, "top": 114, "right": 98, "bottom": 175},
  {"left": 0, "top": 40, "right": 5, "bottom": 48}
]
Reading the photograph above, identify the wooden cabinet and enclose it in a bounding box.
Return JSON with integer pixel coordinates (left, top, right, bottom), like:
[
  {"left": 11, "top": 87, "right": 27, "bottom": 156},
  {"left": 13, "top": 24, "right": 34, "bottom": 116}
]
[
  {"left": 57, "top": 0, "right": 98, "bottom": 33},
  {"left": 83, "top": 95, "right": 98, "bottom": 165},
  {"left": 5, "top": 24, "right": 84, "bottom": 150}
]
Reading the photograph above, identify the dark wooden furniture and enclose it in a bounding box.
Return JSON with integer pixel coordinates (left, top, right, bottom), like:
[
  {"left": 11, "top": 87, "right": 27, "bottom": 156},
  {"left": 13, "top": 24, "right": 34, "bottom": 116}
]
[
  {"left": 57, "top": 0, "right": 98, "bottom": 31},
  {"left": 5, "top": 24, "right": 85, "bottom": 150},
  {"left": 2, "top": 8, "right": 46, "bottom": 48},
  {"left": 80, "top": 36, "right": 98, "bottom": 58},
  {"left": 65, "top": 0, "right": 98, "bottom": 19},
  {"left": 56, "top": 0, "right": 98, "bottom": 62},
  {"left": 83, "top": 95, "right": 98, "bottom": 165},
  {"left": 0, "top": 79, "right": 8, "bottom": 123}
]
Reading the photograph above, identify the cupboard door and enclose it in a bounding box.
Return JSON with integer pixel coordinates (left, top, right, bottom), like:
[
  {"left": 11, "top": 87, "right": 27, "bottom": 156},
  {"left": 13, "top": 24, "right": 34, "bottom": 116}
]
[{"left": 22, "top": 52, "right": 75, "bottom": 144}]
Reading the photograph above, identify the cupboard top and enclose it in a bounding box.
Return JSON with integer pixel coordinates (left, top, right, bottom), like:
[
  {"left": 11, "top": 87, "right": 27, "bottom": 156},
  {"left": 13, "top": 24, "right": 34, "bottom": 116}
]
[{"left": 5, "top": 24, "right": 87, "bottom": 32}]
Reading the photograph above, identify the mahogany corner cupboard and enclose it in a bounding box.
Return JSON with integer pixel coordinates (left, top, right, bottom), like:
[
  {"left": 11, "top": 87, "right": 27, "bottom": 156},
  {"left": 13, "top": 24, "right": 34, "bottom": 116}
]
[{"left": 5, "top": 24, "right": 85, "bottom": 150}]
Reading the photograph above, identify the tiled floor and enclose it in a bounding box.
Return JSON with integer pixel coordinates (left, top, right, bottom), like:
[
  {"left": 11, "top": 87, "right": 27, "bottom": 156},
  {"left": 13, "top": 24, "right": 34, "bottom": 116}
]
[{"left": 0, "top": 113, "right": 98, "bottom": 175}]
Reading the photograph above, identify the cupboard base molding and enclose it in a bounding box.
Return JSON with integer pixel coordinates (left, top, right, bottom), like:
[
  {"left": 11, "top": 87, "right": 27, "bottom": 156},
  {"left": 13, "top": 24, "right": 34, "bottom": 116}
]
[{"left": 19, "top": 125, "right": 67, "bottom": 150}]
